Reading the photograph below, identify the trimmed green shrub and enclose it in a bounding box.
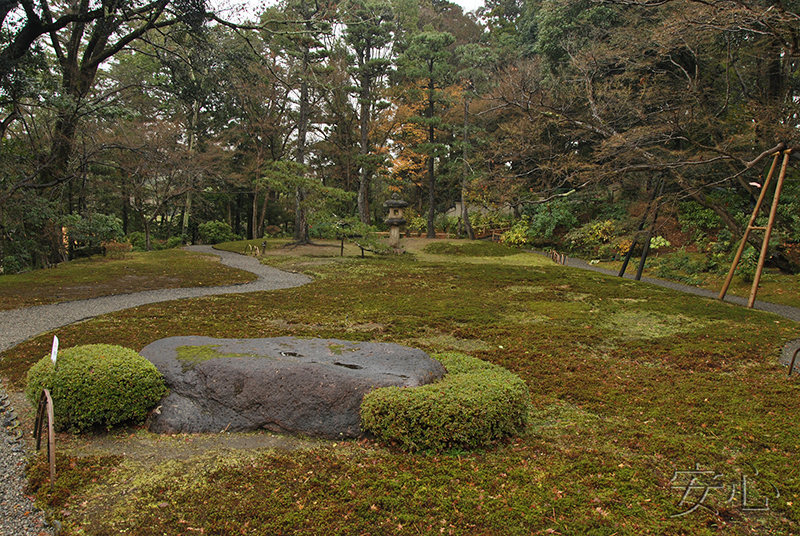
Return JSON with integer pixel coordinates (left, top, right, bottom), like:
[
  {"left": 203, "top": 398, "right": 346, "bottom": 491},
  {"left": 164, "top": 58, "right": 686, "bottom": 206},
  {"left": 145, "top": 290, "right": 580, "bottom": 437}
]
[
  {"left": 360, "top": 352, "right": 530, "bottom": 452},
  {"left": 25, "top": 344, "right": 168, "bottom": 433},
  {"left": 407, "top": 214, "right": 427, "bottom": 236}
]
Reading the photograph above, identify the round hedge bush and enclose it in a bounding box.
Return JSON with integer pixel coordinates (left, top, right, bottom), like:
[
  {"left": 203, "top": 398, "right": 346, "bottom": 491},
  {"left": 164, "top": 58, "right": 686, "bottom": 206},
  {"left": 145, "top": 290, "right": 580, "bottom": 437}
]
[
  {"left": 25, "top": 344, "right": 168, "bottom": 433},
  {"left": 360, "top": 352, "right": 530, "bottom": 451}
]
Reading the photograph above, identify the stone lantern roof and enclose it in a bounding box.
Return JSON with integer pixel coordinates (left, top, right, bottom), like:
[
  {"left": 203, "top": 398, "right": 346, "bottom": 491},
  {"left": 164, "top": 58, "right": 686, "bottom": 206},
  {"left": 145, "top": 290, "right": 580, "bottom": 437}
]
[{"left": 383, "top": 193, "right": 409, "bottom": 210}]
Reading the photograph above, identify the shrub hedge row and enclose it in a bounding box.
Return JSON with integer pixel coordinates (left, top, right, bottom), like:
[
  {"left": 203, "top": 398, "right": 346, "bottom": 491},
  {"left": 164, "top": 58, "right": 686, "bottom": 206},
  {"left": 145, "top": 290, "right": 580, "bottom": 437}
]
[
  {"left": 25, "top": 344, "right": 168, "bottom": 433},
  {"left": 360, "top": 352, "right": 530, "bottom": 451}
]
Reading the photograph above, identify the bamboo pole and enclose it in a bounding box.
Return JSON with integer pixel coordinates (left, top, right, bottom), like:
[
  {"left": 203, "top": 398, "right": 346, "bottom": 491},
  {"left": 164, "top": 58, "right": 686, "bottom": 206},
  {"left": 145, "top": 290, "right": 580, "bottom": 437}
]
[
  {"left": 34, "top": 389, "right": 57, "bottom": 489},
  {"left": 718, "top": 152, "right": 780, "bottom": 301},
  {"left": 748, "top": 149, "right": 790, "bottom": 307}
]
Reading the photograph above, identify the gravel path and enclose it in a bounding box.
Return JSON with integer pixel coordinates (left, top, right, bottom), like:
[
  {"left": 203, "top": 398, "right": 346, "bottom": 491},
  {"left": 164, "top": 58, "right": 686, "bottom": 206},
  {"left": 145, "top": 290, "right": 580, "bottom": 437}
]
[{"left": 0, "top": 246, "right": 311, "bottom": 536}]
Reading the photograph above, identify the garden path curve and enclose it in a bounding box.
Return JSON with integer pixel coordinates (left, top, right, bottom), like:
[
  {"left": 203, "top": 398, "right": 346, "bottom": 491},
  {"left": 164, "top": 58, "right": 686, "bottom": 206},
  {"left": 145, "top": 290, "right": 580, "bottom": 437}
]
[{"left": 0, "top": 246, "right": 312, "bottom": 354}]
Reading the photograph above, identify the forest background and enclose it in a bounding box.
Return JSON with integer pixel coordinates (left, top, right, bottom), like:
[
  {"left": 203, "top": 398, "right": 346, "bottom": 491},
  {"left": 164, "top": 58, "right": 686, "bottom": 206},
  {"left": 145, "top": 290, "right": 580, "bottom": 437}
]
[{"left": 1, "top": 0, "right": 800, "bottom": 278}]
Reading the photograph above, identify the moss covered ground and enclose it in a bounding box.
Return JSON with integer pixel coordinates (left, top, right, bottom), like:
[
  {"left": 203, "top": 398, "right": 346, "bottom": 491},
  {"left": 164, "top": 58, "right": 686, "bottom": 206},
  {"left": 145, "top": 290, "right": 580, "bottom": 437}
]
[
  {"left": 5, "top": 239, "right": 800, "bottom": 535},
  {"left": 0, "top": 248, "right": 254, "bottom": 310},
  {"left": 597, "top": 251, "right": 800, "bottom": 309}
]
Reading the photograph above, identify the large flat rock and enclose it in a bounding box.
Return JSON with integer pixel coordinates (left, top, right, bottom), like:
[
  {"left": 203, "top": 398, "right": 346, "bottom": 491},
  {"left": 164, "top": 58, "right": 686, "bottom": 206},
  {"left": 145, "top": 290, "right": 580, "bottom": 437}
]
[{"left": 140, "top": 336, "right": 445, "bottom": 438}]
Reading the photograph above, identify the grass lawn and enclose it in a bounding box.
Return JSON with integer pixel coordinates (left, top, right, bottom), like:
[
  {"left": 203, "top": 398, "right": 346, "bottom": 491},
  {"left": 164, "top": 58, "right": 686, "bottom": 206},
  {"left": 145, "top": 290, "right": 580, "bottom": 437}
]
[{"left": 4, "top": 239, "right": 800, "bottom": 535}]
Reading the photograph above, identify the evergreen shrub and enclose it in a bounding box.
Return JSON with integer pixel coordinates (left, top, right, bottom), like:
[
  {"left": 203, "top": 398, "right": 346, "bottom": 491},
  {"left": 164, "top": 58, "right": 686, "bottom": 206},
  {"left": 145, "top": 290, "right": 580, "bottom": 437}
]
[
  {"left": 523, "top": 199, "right": 579, "bottom": 242},
  {"left": 25, "top": 344, "right": 168, "bottom": 433},
  {"left": 678, "top": 201, "right": 723, "bottom": 242},
  {"left": 360, "top": 352, "right": 530, "bottom": 452},
  {"left": 736, "top": 246, "right": 758, "bottom": 282},
  {"left": 165, "top": 236, "right": 183, "bottom": 249},
  {"left": 126, "top": 231, "right": 147, "bottom": 251},
  {"left": 198, "top": 220, "right": 235, "bottom": 244},
  {"left": 61, "top": 213, "right": 124, "bottom": 250}
]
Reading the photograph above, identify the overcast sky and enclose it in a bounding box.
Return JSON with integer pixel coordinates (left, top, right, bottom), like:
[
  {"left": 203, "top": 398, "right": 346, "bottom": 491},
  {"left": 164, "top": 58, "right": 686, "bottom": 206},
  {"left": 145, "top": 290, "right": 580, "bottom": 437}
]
[
  {"left": 456, "top": 0, "right": 484, "bottom": 13},
  {"left": 214, "top": 0, "right": 486, "bottom": 23}
]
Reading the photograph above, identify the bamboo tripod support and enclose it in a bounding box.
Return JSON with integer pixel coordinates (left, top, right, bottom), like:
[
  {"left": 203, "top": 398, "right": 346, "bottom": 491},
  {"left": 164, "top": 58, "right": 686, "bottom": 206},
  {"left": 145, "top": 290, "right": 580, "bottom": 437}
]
[{"left": 718, "top": 149, "right": 791, "bottom": 307}]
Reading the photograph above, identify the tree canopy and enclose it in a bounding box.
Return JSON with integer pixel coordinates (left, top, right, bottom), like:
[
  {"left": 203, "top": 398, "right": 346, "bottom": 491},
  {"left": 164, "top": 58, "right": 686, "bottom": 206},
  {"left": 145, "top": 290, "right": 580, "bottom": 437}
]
[{"left": 1, "top": 0, "right": 799, "bottom": 272}]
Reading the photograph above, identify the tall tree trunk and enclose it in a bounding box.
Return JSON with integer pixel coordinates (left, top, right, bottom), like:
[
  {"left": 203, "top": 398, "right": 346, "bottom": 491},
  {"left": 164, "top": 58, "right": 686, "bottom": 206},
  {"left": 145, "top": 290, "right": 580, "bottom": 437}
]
[
  {"left": 143, "top": 219, "right": 152, "bottom": 251},
  {"left": 357, "top": 105, "right": 371, "bottom": 224},
  {"left": 246, "top": 193, "right": 254, "bottom": 239},
  {"left": 293, "top": 186, "right": 309, "bottom": 242},
  {"left": 0, "top": 204, "right": 4, "bottom": 270},
  {"left": 426, "top": 75, "right": 436, "bottom": 239},
  {"left": 122, "top": 186, "right": 129, "bottom": 235},
  {"left": 235, "top": 194, "right": 243, "bottom": 236},
  {"left": 182, "top": 190, "right": 192, "bottom": 243},
  {"left": 251, "top": 185, "right": 259, "bottom": 240},
  {"left": 182, "top": 98, "right": 199, "bottom": 244},
  {"left": 357, "top": 51, "right": 372, "bottom": 225},
  {"left": 294, "top": 44, "right": 311, "bottom": 244},
  {"left": 462, "top": 94, "right": 475, "bottom": 240},
  {"left": 256, "top": 189, "right": 270, "bottom": 238}
]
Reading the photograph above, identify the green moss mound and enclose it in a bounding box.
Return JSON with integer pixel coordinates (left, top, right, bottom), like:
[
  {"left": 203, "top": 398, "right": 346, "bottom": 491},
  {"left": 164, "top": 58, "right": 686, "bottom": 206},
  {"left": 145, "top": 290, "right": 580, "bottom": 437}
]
[
  {"left": 360, "top": 352, "right": 530, "bottom": 451},
  {"left": 25, "top": 344, "right": 168, "bottom": 433},
  {"left": 423, "top": 240, "right": 520, "bottom": 257}
]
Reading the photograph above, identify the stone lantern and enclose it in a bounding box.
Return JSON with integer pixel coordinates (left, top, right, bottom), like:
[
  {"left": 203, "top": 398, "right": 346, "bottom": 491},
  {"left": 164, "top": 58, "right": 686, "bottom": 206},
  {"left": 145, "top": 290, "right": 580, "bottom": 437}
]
[{"left": 383, "top": 193, "right": 408, "bottom": 249}]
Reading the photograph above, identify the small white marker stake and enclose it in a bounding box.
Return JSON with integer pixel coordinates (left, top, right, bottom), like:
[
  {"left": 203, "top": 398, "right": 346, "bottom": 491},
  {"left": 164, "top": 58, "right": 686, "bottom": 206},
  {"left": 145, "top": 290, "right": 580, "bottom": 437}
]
[{"left": 50, "top": 336, "right": 59, "bottom": 366}]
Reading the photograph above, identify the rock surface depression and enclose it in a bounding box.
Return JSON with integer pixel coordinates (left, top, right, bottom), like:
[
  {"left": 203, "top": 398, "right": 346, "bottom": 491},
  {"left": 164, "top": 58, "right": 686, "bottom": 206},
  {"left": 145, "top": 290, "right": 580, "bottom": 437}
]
[{"left": 141, "top": 336, "right": 445, "bottom": 438}]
